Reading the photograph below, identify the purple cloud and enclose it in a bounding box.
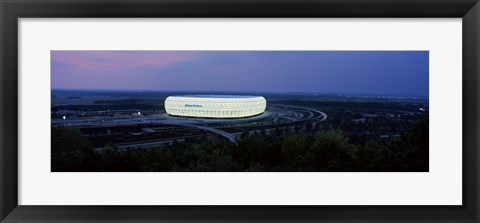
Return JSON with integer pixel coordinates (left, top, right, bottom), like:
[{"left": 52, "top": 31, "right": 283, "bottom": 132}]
[
  {"left": 51, "top": 51, "right": 429, "bottom": 97},
  {"left": 51, "top": 51, "right": 197, "bottom": 71}
]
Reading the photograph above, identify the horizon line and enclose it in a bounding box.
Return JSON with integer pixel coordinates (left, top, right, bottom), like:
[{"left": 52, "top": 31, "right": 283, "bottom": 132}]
[{"left": 51, "top": 88, "right": 429, "bottom": 98}]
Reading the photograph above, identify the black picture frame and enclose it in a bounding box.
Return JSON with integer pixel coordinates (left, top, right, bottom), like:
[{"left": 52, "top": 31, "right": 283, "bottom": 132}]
[{"left": 1, "top": 0, "right": 479, "bottom": 222}]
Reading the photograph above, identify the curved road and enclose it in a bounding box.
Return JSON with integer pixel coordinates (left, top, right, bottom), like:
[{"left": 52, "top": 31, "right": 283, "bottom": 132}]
[
  {"left": 156, "top": 122, "right": 237, "bottom": 144},
  {"left": 270, "top": 104, "right": 327, "bottom": 122},
  {"left": 54, "top": 105, "right": 326, "bottom": 147}
]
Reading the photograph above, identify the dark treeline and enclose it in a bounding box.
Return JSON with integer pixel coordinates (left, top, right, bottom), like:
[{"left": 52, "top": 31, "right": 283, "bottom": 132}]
[{"left": 51, "top": 119, "right": 428, "bottom": 172}]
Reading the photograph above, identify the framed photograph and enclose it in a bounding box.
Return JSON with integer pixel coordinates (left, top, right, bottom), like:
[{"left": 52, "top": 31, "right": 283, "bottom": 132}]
[
  {"left": 1, "top": 0, "right": 479, "bottom": 222},
  {"left": 49, "top": 50, "right": 429, "bottom": 173}
]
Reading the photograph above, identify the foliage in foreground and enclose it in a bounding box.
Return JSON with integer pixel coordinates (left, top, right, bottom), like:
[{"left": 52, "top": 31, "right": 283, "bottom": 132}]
[{"left": 51, "top": 119, "right": 428, "bottom": 172}]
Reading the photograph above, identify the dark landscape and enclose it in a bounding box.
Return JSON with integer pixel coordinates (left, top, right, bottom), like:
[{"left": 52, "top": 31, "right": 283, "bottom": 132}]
[{"left": 51, "top": 90, "right": 428, "bottom": 172}]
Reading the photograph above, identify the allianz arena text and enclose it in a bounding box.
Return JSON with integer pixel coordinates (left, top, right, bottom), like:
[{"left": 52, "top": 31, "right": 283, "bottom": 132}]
[{"left": 164, "top": 95, "right": 267, "bottom": 118}]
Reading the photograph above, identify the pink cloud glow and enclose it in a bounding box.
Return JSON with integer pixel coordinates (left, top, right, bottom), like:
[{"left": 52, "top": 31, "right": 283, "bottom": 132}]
[{"left": 51, "top": 51, "right": 196, "bottom": 71}]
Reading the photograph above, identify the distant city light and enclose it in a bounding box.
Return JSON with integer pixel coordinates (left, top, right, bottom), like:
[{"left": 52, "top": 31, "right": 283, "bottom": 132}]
[{"left": 62, "top": 115, "right": 66, "bottom": 120}]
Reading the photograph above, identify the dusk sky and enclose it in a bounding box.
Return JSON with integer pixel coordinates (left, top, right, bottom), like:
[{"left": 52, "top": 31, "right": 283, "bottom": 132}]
[{"left": 51, "top": 51, "right": 429, "bottom": 96}]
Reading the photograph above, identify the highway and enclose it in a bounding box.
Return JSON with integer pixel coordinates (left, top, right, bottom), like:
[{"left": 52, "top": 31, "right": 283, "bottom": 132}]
[
  {"left": 53, "top": 104, "right": 326, "bottom": 149},
  {"left": 54, "top": 116, "right": 237, "bottom": 146},
  {"left": 270, "top": 104, "right": 327, "bottom": 122},
  {"left": 154, "top": 122, "right": 237, "bottom": 144}
]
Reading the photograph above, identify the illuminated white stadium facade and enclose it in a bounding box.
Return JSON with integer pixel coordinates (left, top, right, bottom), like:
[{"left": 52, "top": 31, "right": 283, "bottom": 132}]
[{"left": 164, "top": 95, "right": 267, "bottom": 118}]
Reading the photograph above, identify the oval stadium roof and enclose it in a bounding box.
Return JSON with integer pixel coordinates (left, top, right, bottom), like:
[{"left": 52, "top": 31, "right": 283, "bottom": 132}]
[{"left": 173, "top": 95, "right": 262, "bottom": 98}]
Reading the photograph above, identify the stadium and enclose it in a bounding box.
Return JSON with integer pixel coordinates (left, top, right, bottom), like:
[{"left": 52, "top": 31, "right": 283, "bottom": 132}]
[{"left": 164, "top": 95, "right": 267, "bottom": 118}]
